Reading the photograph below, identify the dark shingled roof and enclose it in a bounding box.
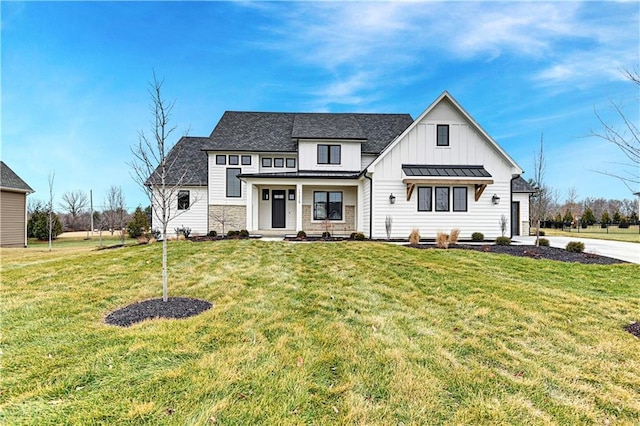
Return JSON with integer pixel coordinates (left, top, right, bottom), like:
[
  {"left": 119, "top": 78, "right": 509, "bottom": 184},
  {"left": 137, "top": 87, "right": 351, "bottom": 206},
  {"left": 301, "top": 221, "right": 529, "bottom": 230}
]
[
  {"left": 512, "top": 176, "right": 536, "bottom": 193},
  {"left": 0, "top": 161, "right": 34, "bottom": 192},
  {"left": 147, "top": 137, "right": 209, "bottom": 186},
  {"left": 402, "top": 165, "right": 492, "bottom": 178},
  {"left": 204, "top": 112, "right": 413, "bottom": 154}
]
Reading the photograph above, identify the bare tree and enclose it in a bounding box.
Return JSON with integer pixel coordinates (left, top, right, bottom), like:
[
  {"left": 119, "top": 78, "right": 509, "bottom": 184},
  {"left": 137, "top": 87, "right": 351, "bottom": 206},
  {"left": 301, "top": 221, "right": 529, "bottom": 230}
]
[
  {"left": 529, "top": 135, "right": 552, "bottom": 246},
  {"left": 591, "top": 67, "right": 640, "bottom": 192},
  {"left": 60, "top": 190, "right": 88, "bottom": 231},
  {"left": 129, "top": 73, "right": 194, "bottom": 302},
  {"left": 48, "top": 171, "right": 55, "bottom": 251},
  {"left": 103, "top": 185, "right": 127, "bottom": 244},
  {"left": 210, "top": 204, "right": 234, "bottom": 235}
]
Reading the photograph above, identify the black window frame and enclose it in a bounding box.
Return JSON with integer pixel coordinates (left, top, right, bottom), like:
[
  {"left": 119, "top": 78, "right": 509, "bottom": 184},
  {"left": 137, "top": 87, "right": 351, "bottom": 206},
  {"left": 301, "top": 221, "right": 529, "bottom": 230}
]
[
  {"left": 241, "top": 155, "right": 252, "bottom": 165},
  {"left": 274, "top": 158, "right": 284, "bottom": 168},
  {"left": 226, "top": 168, "right": 242, "bottom": 198},
  {"left": 313, "top": 191, "right": 343, "bottom": 220},
  {"left": 286, "top": 158, "right": 296, "bottom": 168},
  {"left": 453, "top": 187, "right": 468, "bottom": 212},
  {"left": 435, "top": 187, "right": 450, "bottom": 211},
  {"left": 437, "top": 124, "right": 449, "bottom": 147},
  {"left": 417, "top": 186, "right": 432, "bottom": 212},
  {"left": 177, "top": 190, "right": 190, "bottom": 210},
  {"left": 317, "top": 144, "right": 341, "bottom": 165},
  {"left": 262, "top": 158, "right": 272, "bottom": 168},
  {"left": 229, "top": 155, "right": 239, "bottom": 165},
  {"left": 216, "top": 155, "right": 226, "bottom": 165}
]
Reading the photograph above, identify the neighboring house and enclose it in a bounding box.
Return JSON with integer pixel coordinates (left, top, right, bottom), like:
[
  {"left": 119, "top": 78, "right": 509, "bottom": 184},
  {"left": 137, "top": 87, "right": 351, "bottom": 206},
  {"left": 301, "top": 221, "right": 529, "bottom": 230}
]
[
  {"left": 0, "top": 162, "right": 34, "bottom": 247},
  {"left": 150, "top": 91, "right": 531, "bottom": 239}
]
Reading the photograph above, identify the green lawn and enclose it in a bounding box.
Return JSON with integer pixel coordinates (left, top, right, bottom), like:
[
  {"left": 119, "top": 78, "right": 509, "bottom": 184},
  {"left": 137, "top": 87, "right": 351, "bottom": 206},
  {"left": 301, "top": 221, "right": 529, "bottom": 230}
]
[
  {"left": 2, "top": 240, "right": 639, "bottom": 424},
  {"left": 541, "top": 226, "right": 640, "bottom": 243}
]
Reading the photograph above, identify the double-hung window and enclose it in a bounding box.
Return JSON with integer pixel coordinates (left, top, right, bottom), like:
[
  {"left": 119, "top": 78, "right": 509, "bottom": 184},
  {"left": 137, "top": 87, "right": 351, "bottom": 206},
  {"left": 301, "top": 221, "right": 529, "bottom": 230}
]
[
  {"left": 417, "top": 187, "right": 432, "bottom": 211},
  {"left": 435, "top": 187, "right": 450, "bottom": 211},
  {"left": 226, "top": 168, "right": 241, "bottom": 198},
  {"left": 317, "top": 145, "right": 341, "bottom": 164},
  {"left": 177, "top": 190, "right": 190, "bottom": 210},
  {"left": 313, "top": 191, "right": 343, "bottom": 220},
  {"left": 453, "top": 187, "right": 467, "bottom": 212},
  {"left": 437, "top": 125, "right": 449, "bottom": 147}
]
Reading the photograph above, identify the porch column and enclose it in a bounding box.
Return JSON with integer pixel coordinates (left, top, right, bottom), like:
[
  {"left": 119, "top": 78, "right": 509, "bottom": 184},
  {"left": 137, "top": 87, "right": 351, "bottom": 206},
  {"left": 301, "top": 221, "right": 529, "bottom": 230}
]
[
  {"left": 296, "top": 182, "right": 303, "bottom": 231},
  {"left": 245, "top": 182, "right": 254, "bottom": 232}
]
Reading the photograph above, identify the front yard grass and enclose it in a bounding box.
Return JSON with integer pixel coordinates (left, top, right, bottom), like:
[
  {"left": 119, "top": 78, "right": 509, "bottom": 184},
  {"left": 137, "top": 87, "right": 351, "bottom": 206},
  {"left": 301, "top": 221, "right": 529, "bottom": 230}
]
[{"left": 1, "top": 240, "right": 639, "bottom": 424}]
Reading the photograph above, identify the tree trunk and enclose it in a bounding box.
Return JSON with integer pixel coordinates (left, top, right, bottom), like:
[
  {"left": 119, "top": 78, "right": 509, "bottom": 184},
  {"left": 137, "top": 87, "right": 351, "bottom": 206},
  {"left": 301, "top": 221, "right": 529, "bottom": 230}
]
[{"left": 162, "top": 236, "right": 168, "bottom": 302}]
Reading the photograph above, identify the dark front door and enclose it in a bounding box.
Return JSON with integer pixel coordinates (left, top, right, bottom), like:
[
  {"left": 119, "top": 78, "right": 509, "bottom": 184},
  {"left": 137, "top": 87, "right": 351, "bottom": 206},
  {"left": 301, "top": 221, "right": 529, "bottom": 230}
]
[
  {"left": 272, "top": 190, "right": 286, "bottom": 228},
  {"left": 511, "top": 201, "right": 520, "bottom": 236}
]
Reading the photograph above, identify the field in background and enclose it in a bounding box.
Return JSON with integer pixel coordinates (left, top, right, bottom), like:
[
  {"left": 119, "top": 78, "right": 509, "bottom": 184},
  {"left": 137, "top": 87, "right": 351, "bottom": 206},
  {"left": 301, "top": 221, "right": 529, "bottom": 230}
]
[
  {"left": 2, "top": 240, "right": 639, "bottom": 424},
  {"left": 542, "top": 225, "right": 640, "bottom": 243}
]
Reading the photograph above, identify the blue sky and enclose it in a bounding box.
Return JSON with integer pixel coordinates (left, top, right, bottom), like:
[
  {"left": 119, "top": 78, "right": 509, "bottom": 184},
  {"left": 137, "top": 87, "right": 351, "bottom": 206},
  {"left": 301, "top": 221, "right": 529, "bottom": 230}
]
[{"left": 2, "top": 1, "right": 639, "bottom": 211}]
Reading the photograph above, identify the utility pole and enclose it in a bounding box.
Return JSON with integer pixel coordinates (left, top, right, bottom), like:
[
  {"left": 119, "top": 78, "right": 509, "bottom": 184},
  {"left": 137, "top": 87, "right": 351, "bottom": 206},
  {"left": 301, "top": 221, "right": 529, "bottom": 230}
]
[{"left": 90, "top": 189, "right": 94, "bottom": 239}]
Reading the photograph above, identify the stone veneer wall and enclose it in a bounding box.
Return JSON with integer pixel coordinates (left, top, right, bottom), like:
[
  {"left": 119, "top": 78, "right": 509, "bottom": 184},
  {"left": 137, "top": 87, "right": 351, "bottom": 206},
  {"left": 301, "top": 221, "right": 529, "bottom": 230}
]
[
  {"left": 208, "top": 205, "right": 246, "bottom": 234},
  {"left": 302, "top": 205, "right": 356, "bottom": 234}
]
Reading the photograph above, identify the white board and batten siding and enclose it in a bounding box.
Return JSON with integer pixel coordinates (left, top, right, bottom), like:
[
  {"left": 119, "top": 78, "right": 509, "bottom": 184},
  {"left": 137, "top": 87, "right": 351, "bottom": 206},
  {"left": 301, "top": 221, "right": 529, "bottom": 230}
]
[
  {"left": 513, "top": 192, "right": 531, "bottom": 236},
  {"left": 152, "top": 186, "right": 208, "bottom": 236},
  {"left": 369, "top": 96, "right": 521, "bottom": 239}
]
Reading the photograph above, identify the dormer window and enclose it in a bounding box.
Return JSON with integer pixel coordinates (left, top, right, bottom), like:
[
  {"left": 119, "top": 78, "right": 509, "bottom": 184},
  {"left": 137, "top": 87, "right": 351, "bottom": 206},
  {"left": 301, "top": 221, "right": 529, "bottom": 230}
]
[
  {"left": 437, "top": 125, "right": 449, "bottom": 147},
  {"left": 318, "top": 144, "right": 341, "bottom": 164}
]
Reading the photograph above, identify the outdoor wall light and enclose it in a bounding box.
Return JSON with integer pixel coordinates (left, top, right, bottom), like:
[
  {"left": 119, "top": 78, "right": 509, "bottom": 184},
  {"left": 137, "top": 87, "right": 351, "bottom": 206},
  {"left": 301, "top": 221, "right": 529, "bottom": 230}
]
[
  {"left": 389, "top": 193, "right": 396, "bottom": 204},
  {"left": 492, "top": 194, "right": 501, "bottom": 205}
]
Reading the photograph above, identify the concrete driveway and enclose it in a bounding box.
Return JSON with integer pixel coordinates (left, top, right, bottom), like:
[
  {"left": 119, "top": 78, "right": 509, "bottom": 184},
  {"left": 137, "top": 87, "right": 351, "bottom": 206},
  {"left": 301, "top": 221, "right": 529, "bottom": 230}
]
[{"left": 514, "top": 236, "right": 640, "bottom": 264}]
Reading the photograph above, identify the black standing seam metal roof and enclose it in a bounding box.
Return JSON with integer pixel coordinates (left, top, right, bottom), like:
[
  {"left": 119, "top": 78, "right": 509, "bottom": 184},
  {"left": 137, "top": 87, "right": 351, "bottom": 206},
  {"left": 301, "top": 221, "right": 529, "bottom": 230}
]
[
  {"left": 402, "top": 165, "right": 492, "bottom": 178},
  {"left": 0, "top": 161, "right": 34, "bottom": 192}
]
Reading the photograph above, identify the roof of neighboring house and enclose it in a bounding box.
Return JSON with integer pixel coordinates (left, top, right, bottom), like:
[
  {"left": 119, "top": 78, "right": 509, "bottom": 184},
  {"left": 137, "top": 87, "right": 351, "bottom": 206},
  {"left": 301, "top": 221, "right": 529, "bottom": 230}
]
[
  {"left": 0, "top": 161, "right": 34, "bottom": 193},
  {"left": 204, "top": 112, "right": 413, "bottom": 154},
  {"left": 147, "top": 137, "right": 210, "bottom": 186},
  {"left": 512, "top": 176, "right": 536, "bottom": 193},
  {"left": 402, "top": 164, "right": 492, "bottom": 178}
]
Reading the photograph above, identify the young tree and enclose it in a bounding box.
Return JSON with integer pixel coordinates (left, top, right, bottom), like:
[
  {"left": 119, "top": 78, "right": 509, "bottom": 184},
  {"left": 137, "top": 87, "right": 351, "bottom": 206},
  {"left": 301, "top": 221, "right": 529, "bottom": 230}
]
[
  {"left": 591, "top": 67, "right": 640, "bottom": 192},
  {"left": 530, "top": 135, "right": 551, "bottom": 246},
  {"left": 127, "top": 206, "right": 150, "bottom": 238},
  {"left": 47, "top": 171, "right": 55, "bottom": 251},
  {"left": 129, "top": 73, "right": 195, "bottom": 302}
]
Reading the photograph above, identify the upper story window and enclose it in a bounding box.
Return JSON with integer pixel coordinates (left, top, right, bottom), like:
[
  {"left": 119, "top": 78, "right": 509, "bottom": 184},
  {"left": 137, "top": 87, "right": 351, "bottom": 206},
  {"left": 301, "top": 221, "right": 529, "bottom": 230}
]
[
  {"left": 317, "top": 144, "right": 341, "bottom": 165},
  {"left": 262, "top": 158, "right": 272, "bottom": 168},
  {"left": 274, "top": 158, "right": 284, "bottom": 168},
  {"left": 177, "top": 190, "right": 190, "bottom": 210},
  {"left": 286, "top": 158, "right": 296, "bottom": 168},
  {"left": 241, "top": 155, "right": 251, "bottom": 165},
  {"left": 216, "top": 155, "right": 226, "bottom": 165},
  {"left": 229, "top": 155, "right": 239, "bottom": 165},
  {"left": 437, "top": 125, "right": 449, "bottom": 147},
  {"left": 226, "top": 168, "right": 241, "bottom": 198}
]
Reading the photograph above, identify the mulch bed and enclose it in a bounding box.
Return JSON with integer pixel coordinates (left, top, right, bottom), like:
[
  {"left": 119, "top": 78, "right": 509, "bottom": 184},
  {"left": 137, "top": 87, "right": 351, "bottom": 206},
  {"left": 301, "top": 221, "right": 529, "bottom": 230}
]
[
  {"left": 409, "top": 244, "right": 627, "bottom": 265},
  {"left": 624, "top": 322, "right": 640, "bottom": 338},
  {"left": 104, "top": 297, "right": 212, "bottom": 327}
]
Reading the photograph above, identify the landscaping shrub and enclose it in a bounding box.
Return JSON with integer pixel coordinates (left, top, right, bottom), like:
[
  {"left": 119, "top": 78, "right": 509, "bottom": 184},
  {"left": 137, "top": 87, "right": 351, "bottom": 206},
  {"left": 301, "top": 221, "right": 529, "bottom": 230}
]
[
  {"left": 566, "top": 241, "right": 585, "bottom": 253},
  {"left": 351, "top": 232, "right": 365, "bottom": 241},
  {"left": 538, "top": 230, "right": 545, "bottom": 236},
  {"left": 495, "top": 236, "right": 511, "bottom": 246},
  {"left": 126, "top": 206, "right": 149, "bottom": 238},
  {"left": 538, "top": 238, "right": 550, "bottom": 247},
  {"left": 175, "top": 226, "right": 192, "bottom": 238},
  {"left": 239, "top": 229, "right": 250, "bottom": 238},
  {"left": 409, "top": 229, "right": 420, "bottom": 245},
  {"left": 321, "top": 231, "right": 331, "bottom": 238},
  {"left": 436, "top": 232, "right": 449, "bottom": 249},
  {"left": 449, "top": 228, "right": 460, "bottom": 244},
  {"left": 150, "top": 228, "right": 161, "bottom": 240},
  {"left": 227, "top": 230, "right": 240, "bottom": 238},
  {"left": 207, "top": 230, "right": 217, "bottom": 237},
  {"left": 619, "top": 220, "right": 630, "bottom": 229},
  {"left": 296, "top": 230, "right": 306, "bottom": 239},
  {"left": 471, "top": 232, "right": 484, "bottom": 242},
  {"left": 27, "top": 209, "right": 63, "bottom": 240}
]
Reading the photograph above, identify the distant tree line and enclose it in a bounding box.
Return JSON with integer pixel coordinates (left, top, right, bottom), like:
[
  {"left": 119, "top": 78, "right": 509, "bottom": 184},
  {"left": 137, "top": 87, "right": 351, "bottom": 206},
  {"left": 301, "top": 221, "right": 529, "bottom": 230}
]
[{"left": 27, "top": 187, "right": 152, "bottom": 241}]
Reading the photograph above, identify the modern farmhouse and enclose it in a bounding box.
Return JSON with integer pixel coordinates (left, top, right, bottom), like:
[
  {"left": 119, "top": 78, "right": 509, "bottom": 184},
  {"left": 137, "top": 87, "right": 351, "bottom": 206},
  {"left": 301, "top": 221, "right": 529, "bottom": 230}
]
[{"left": 150, "top": 91, "right": 534, "bottom": 239}]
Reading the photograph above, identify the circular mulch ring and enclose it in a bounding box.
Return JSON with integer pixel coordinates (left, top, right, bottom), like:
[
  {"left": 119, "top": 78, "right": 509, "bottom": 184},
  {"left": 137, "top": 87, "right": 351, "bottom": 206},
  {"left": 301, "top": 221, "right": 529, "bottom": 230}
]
[
  {"left": 104, "top": 297, "right": 212, "bottom": 327},
  {"left": 624, "top": 322, "right": 640, "bottom": 338}
]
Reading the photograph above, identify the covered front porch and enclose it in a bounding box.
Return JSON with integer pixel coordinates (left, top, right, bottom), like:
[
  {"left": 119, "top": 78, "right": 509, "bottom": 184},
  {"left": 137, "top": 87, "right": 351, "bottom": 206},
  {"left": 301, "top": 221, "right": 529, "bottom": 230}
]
[{"left": 240, "top": 173, "right": 364, "bottom": 236}]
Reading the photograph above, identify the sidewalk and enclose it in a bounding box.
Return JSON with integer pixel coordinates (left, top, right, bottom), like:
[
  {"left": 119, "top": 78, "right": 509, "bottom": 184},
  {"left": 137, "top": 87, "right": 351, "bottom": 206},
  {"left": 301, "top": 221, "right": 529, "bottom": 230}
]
[{"left": 513, "top": 236, "right": 640, "bottom": 264}]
